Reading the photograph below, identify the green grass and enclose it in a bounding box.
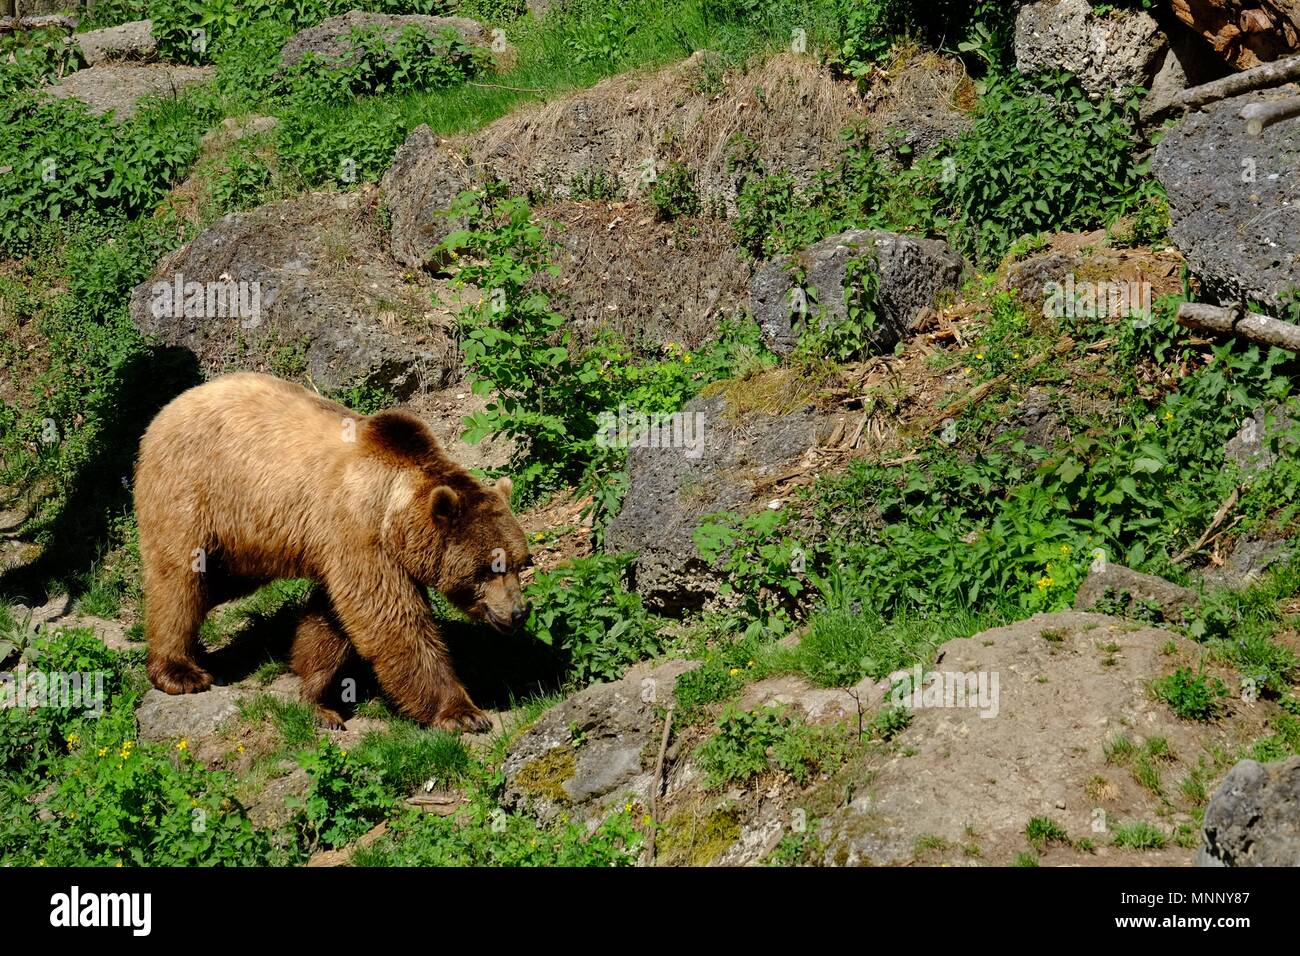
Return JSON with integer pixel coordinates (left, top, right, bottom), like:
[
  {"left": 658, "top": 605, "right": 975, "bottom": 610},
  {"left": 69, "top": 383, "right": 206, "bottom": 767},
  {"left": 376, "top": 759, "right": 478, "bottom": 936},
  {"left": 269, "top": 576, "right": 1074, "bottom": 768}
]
[
  {"left": 1112, "top": 822, "right": 1167, "bottom": 850},
  {"left": 1025, "top": 816, "right": 1070, "bottom": 852},
  {"left": 351, "top": 721, "right": 472, "bottom": 792},
  {"left": 238, "top": 694, "right": 320, "bottom": 751},
  {"left": 765, "top": 604, "right": 1009, "bottom": 689}
]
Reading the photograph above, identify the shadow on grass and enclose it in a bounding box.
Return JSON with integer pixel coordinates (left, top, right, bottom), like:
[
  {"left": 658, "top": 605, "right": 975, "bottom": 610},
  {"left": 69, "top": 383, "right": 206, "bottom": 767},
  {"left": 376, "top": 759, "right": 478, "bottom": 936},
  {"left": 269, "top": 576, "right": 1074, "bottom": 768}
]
[
  {"left": 0, "top": 345, "right": 201, "bottom": 607},
  {"left": 202, "top": 590, "right": 568, "bottom": 716}
]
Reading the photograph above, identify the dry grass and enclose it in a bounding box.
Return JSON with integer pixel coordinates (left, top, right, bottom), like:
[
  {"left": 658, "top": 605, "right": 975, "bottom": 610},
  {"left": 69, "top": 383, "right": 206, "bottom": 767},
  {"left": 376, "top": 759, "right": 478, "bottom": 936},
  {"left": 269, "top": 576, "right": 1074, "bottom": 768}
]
[{"left": 468, "top": 51, "right": 865, "bottom": 207}]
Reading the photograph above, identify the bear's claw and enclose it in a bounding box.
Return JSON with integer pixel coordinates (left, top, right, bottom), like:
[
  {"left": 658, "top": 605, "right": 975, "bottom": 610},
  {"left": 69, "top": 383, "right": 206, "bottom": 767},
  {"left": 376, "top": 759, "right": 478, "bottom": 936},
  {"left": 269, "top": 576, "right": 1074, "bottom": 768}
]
[
  {"left": 149, "top": 657, "right": 214, "bottom": 695},
  {"left": 434, "top": 707, "right": 493, "bottom": 734}
]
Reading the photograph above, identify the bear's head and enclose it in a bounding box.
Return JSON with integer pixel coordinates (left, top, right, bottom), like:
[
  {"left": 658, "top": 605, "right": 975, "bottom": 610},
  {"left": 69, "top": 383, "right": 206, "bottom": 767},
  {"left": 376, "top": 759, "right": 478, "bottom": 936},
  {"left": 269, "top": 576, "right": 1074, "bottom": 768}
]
[{"left": 365, "top": 411, "right": 532, "bottom": 632}]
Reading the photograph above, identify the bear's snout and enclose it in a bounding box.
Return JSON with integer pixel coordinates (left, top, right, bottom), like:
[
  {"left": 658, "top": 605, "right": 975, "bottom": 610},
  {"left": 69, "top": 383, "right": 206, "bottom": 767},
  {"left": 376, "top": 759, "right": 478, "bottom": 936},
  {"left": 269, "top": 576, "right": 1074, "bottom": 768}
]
[{"left": 511, "top": 604, "right": 528, "bottom": 628}]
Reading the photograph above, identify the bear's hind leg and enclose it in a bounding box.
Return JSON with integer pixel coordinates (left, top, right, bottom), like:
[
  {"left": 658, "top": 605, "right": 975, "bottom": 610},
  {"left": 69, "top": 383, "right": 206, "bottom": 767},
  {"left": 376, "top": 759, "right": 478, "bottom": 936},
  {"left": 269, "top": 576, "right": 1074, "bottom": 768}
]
[
  {"left": 143, "top": 553, "right": 213, "bottom": 695},
  {"left": 292, "top": 590, "right": 354, "bottom": 730}
]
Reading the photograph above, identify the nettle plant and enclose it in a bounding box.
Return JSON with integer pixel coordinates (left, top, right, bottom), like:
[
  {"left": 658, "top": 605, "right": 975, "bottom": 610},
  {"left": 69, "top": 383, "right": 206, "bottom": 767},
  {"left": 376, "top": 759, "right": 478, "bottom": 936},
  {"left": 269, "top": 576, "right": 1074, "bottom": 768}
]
[
  {"left": 439, "top": 188, "right": 630, "bottom": 504},
  {"left": 284, "top": 26, "right": 487, "bottom": 102}
]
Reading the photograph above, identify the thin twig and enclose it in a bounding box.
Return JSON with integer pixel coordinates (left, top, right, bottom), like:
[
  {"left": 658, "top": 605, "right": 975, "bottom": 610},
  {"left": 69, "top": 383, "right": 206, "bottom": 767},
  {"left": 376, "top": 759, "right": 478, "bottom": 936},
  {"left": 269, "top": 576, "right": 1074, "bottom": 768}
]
[
  {"left": 645, "top": 702, "right": 674, "bottom": 866},
  {"left": 467, "top": 81, "right": 546, "bottom": 94},
  {"left": 1173, "top": 486, "right": 1241, "bottom": 565}
]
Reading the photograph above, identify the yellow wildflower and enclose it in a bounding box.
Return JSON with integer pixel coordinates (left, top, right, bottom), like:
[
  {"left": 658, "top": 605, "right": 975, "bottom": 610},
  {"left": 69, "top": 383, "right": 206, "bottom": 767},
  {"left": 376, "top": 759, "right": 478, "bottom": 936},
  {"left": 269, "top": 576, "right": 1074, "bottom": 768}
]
[
  {"left": 683, "top": 354, "right": 692, "bottom": 364},
  {"left": 1059, "top": 544, "right": 1071, "bottom": 555},
  {"left": 177, "top": 739, "right": 189, "bottom": 751},
  {"left": 1037, "top": 575, "right": 1054, "bottom": 590},
  {"left": 729, "top": 667, "right": 741, "bottom": 676}
]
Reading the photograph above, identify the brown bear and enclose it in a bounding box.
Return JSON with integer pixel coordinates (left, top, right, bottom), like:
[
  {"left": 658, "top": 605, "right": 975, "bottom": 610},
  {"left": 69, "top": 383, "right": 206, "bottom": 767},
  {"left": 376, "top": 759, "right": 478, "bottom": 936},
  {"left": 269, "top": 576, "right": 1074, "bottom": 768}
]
[{"left": 134, "top": 372, "right": 530, "bottom": 732}]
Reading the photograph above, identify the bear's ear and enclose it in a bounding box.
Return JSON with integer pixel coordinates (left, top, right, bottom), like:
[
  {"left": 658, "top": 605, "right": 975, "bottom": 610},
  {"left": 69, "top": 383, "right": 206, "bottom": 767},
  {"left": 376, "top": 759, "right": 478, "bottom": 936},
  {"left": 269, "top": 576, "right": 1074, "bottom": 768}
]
[
  {"left": 363, "top": 409, "right": 441, "bottom": 463},
  {"left": 495, "top": 476, "right": 513, "bottom": 503},
  {"left": 430, "top": 485, "right": 461, "bottom": 522}
]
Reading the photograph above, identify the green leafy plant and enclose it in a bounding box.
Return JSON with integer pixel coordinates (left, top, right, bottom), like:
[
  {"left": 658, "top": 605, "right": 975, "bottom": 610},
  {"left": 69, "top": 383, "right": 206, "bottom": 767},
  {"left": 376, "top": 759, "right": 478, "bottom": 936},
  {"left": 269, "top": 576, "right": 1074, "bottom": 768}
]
[
  {"left": 1153, "top": 667, "right": 1228, "bottom": 722},
  {"left": 648, "top": 161, "right": 702, "bottom": 221},
  {"left": 525, "top": 554, "right": 663, "bottom": 685},
  {"left": 297, "top": 738, "right": 393, "bottom": 850}
]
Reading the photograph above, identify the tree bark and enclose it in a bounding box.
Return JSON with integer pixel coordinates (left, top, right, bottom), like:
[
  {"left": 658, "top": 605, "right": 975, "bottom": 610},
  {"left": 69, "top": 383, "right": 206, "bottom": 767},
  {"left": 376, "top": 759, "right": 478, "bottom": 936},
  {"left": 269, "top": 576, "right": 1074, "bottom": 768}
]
[
  {"left": 1176, "top": 302, "right": 1300, "bottom": 352},
  {"left": 1175, "top": 53, "right": 1300, "bottom": 108},
  {"left": 0, "top": 14, "right": 78, "bottom": 33},
  {"left": 1240, "top": 94, "right": 1300, "bottom": 131}
]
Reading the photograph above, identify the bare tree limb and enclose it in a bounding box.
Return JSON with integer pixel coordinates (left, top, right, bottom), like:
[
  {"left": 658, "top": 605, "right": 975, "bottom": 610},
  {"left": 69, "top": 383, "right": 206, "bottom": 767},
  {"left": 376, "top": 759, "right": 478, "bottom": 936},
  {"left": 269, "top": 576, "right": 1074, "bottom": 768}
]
[
  {"left": 0, "top": 14, "right": 77, "bottom": 33},
  {"left": 644, "top": 702, "right": 674, "bottom": 867},
  {"left": 1172, "top": 486, "right": 1241, "bottom": 565},
  {"left": 1174, "top": 54, "right": 1300, "bottom": 110},
  {"left": 1176, "top": 302, "right": 1300, "bottom": 353},
  {"left": 1241, "top": 95, "right": 1300, "bottom": 133}
]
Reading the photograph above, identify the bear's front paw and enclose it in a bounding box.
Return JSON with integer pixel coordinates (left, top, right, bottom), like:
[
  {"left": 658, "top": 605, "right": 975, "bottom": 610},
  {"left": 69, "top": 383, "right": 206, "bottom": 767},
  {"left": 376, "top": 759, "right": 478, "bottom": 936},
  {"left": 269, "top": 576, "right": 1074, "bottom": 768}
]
[
  {"left": 434, "top": 705, "right": 493, "bottom": 734},
  {"left": 148, "top": 657, "right": 214, "bottom": 695},
  {"left": 312, "top": 705, "right": 348, "bottom": 731}
]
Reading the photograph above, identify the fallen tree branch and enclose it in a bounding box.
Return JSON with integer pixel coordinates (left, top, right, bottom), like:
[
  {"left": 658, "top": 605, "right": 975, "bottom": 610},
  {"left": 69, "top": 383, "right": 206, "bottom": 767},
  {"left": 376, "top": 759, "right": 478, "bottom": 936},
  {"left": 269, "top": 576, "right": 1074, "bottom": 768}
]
[
  {"left": 914, "top": 336, "right": 1074, "bottom": 437},
  {"left": 1241, "top": 95, "right": 1300, "bottom": 134},
  {"left": 1175, "top": 54, "right": 1300, "bottom": 110},
  {"left": 1176, "top": 302, "right": 1300, "bottom": 353},
  {"left": 0, "top": 15, "right": 77, "bottom": 33},
  {"left": 645, "top": 702, "right": 674, "bottom": 867},
  {"left": 467, "top": 81, "right": 545, "bottom": 94},
  {"left": 1172, "top": 486, "right": 1241, "bottom": 565}
]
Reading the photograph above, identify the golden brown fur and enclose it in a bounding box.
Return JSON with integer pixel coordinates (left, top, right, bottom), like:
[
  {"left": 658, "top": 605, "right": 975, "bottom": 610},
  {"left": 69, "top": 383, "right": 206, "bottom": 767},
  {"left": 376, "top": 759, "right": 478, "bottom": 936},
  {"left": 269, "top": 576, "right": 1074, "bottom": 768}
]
[{"left": 134, "top": 372, "right": 529, "bottom": 732}]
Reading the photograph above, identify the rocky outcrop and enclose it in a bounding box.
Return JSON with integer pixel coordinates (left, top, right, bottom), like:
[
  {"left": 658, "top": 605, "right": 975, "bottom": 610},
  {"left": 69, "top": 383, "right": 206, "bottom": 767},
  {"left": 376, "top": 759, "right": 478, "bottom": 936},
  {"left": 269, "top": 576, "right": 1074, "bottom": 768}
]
[
  {"left": 1152, "top": 89, "right": 1300, "bottom": 308},
  {"left": 1015, "top": 0, "right": 1166, "bottom": 98},
  {"left": 46, "top": 63, "right": 213, "bottom": 120},
  {"left": 1198, "top": 756, "right": 1300, "bottom": 865},
  {"left": 279, "top": 11, "right": 492, "bottom": 68},
  {"left": 1171, "top": 0, "right": 1300, "bottom": 70},
  {"left": 751, "top": 229, "right": 965, "bottom": 356},
  {"left": 539, "top": 201, "right": 752, "bottom": 351},
  {"left": 1073, "top": 563, "right": 1200, "bottom": 623},
  {"left": 866, "top": 51, "right": 975, "bottom": 166},
  {"left": 502, "top": 659, "right": 700, "bottom": 824},
  {"left": 128, "top": 188, "right": 467, "bottom": 397},
  {"left": 75, "top": 19, "right": 157, "bottom": 65},
  {"left": 469, "top": 51, "right": 865, "bottom": 210},
  {"left": 1141, "top": 18, "right": 1232, "bottom": 123},
  {"left": 604, "top": 393, "right": 847, "bottom": 614},
  {"left": 1225, "top": 404, "right": 1297, "bottom": 475},
  {"left": 380, "top": 124, "right": 477, "bottom": 270},
  {"left": 820, "top": 612, "right": 1218, "bottom": 866}
]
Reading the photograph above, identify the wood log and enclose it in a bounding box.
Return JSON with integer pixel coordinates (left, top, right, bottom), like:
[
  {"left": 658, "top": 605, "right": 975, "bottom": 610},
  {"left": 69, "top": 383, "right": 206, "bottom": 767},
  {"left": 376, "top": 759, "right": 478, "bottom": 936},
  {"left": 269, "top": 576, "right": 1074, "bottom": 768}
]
[
  {"left": 0, "top": 14, "right": 77, "bottom": 33},
  {"left": 1176, "top": 302, "right": 1300, "bottom": 352},
  {"left": 1174, "top": 53, "right": 1300, "bottom": 109},
  {"left": 1240, "top": 95, "right": 1300, "bottom": 132}
]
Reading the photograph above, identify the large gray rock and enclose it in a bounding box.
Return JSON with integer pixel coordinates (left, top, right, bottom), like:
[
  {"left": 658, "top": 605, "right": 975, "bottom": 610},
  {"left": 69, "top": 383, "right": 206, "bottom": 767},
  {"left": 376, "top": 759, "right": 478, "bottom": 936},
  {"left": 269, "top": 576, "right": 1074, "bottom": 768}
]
[
  {"left": 1014, "top": 0, "right": 1165, "bottom": 99},
  {"left": 46, "top": 63, "right": 213, "bottom": 121},
  {"left": 128, "top": 189, "right": 466, "bottom": 397},
  {"left": 1073, "top": 563, "right": 1200, "bottom": 623},
  {"left": 1225, "top": 404, "right": 1297, "bottom": 476},
  {"left": 1198, "top": 757, "right": 1300, "bottom": 866},
  {"left": 1139, "top": 19, "right": 1229, "bottom": 124},
  {"left": 751, "top": 229, "right": 965, "bottom": 356},
  {"left": 75, "top": 19, "right": 157, "bottom": 66},
  {"left": 380, "top": 124, "right": 478, "bottom": 270},
  {"left": 1153, "top": 90, "right": 1300, "bottom": 308},
  {"left": 279, "top": 11, "right": 491, "bottom": 68},
  {"left": 137, "top": 686, "right": 242, "bottom": 743},
  {"left": 604, "top": 393, "right": 843, "bottom": 614},
  {"left": 502, "top": 659, "right": 699, "bottom": 825}
]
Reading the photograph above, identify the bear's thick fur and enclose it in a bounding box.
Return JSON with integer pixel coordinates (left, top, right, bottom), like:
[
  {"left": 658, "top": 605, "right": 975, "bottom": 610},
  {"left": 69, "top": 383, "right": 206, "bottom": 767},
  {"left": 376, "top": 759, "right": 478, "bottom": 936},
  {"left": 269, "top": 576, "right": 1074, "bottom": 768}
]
[{"left": 134, "top": 372, "right": 529, "bottom": 732}]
